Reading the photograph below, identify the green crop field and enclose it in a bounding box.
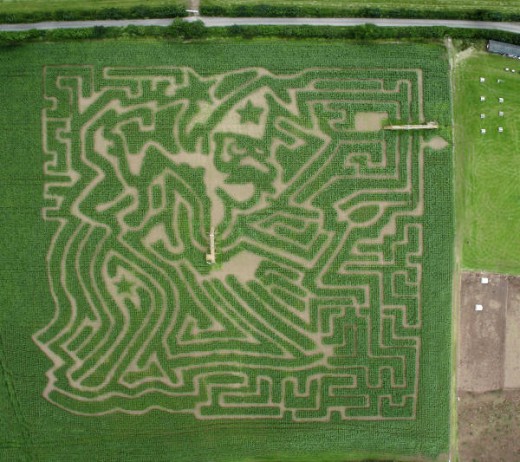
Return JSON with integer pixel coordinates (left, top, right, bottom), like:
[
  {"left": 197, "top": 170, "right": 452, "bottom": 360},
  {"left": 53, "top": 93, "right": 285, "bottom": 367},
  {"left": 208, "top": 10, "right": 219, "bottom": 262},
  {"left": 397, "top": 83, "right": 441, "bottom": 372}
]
[
  {"left": 1, "top": 39, "right": 453, "bottom": 461},
  {"left": 454, "top": 51, "right": 520, "bottom": 274},
  {"left": 0, "top": 0, "right": 185, "bottom": 14},
  {"left": 201, "top": 0, "right": 520, "bottom": 14}
]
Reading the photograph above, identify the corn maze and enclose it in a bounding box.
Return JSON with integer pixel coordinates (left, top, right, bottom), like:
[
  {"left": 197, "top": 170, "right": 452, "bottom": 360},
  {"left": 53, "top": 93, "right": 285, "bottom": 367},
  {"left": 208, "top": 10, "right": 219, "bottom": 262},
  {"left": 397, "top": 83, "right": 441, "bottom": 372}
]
[{"left": 35, "top": 62, "right": 449, "bottom": 421}]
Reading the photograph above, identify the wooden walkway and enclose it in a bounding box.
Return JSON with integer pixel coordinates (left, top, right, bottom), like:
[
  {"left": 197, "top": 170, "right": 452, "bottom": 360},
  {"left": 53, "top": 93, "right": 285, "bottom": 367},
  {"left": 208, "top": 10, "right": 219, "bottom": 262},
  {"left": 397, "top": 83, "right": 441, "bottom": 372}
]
[{"left": 384, "top": 121, "right": 438, "bottom": 130}]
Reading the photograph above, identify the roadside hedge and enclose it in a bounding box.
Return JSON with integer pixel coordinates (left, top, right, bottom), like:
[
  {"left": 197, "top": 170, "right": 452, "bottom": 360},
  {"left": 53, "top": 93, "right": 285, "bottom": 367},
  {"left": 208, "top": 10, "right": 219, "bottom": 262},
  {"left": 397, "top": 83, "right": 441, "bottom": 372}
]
[
  {"left": 200, "top": 4, "right": 520, "bottom": 22},
  {"left": 219, "top": 24, "right": 520, "bottom": 45},
  {"left": 0, "top": 21, "right": 519, "bottom": 46},
  {"left": 0, "top": 4, "right": 186, "bottom": 24}
]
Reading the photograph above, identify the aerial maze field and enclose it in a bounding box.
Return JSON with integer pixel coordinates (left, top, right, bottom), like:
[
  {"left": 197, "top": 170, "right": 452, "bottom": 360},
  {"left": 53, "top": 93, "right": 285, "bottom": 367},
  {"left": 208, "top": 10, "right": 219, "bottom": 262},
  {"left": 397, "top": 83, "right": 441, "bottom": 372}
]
[{"left": 34, "top": 44, "right": 452, "bottom": 445}]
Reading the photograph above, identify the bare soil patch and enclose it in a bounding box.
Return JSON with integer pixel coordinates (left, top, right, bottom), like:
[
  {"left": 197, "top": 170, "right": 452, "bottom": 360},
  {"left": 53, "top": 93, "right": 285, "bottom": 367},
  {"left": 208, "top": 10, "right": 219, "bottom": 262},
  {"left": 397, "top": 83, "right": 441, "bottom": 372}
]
[
  {"left": 423, "top": 136, "right": 448, "bottom": 150},
  {"left": 458, "top": 272, "right": 507, "bottom": 392},
  {"left": 455, "top": 47, "right": 476, "bottom": 66},
  {"left": 458, "top": 272, "right": 520, "bottom": 392},
  {"left": 354, "top": 111, "right": 387, "bottom": 132},
  {"left": 458, "top": 272, "right": 520, "bottom": 460},
  {"left": 458, "top": 389, "right": 520, "bottom": 462}
]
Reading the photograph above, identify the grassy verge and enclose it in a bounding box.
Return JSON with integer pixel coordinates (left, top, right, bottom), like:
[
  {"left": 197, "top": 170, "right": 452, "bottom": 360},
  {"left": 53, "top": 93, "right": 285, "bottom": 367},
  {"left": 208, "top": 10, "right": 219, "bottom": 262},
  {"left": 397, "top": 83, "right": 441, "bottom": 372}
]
[{"left": 454, "top": 48, "right": 520, "bottom": 274}]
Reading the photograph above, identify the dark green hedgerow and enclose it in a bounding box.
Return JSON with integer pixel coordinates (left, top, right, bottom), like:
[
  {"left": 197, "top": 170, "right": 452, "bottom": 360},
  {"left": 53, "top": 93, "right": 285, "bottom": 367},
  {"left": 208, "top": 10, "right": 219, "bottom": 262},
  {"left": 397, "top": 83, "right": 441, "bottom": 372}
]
[
  {"left": 0, "top": 21, "right": 519, "bottom": 47},
  {"left": 222, "top": 24, "right": 520, "bottom": 45},
  {"left": 0, "top": 4, "right": 186, "bottom": 24},
  {"left": 200, "top": 4, "right": 520, "bottom": 22}
]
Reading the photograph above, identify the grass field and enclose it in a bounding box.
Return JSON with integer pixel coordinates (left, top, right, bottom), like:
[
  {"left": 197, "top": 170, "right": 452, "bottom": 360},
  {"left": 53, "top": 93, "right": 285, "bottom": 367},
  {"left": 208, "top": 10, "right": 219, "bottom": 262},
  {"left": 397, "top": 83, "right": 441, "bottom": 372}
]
[
  {"left": 0, "top": 39, "right": 453, "bottom": 461},
  {"left": 454, "top": 50, "right": 520, "bottom": 274},
  {"left": 0, "top": 0, "right": 185, "bottom": 14},
  {"left": 201, "top": 0, "right": 520, "bottom": 14}
]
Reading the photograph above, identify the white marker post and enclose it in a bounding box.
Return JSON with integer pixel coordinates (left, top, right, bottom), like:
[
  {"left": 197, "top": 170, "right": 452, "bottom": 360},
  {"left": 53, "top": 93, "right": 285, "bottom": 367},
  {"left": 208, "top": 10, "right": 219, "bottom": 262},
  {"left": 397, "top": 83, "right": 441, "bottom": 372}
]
[{"left": 206, "top": 227, "right": 216, "bottom": 264}]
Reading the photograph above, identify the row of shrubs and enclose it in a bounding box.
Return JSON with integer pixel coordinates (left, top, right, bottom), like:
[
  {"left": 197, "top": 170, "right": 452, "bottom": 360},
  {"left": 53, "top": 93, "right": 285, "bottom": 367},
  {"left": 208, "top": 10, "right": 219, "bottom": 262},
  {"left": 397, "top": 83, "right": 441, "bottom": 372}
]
[
  {"left": 1, "top": 2, "right": 519, "bottom": 24},
  {"left": 0, "top": 5, "right": 186, "bottom": 24},
  {"left": 200, "top": 4, "right": 520, "bottom": 22},
  {"left": 221, "top": 23, "right": 520, "bottom": 45},
  {"left": 1, "top": 20, "right": 519, "bottom": 46}
]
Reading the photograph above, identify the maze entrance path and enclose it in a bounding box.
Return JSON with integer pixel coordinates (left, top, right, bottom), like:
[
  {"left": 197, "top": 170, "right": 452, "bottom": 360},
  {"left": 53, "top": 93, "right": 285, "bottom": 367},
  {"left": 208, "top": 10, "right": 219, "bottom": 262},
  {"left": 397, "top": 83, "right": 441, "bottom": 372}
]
[{"left": 36, "top": 64, "right": 444, "bottom": 420}]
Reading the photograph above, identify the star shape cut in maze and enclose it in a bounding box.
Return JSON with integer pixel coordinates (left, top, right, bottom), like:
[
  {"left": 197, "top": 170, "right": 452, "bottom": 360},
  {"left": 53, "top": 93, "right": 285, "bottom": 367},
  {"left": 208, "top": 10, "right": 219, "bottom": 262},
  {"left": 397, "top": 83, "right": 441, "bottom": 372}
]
[
  {"left": 115, "top": 276, "right": 134, "bottom": 295},
  {"left": 175, "top": 70, "right": 214, "bottom": 106},
  {"left": 237, "top": 100, "right": 263, "bottom": 125}
]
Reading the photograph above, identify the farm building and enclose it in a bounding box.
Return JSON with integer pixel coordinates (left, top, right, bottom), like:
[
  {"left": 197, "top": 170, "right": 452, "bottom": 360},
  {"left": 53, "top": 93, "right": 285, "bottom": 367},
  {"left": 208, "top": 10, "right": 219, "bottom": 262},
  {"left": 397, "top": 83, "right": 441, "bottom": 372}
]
[{"left": 487, "top": 40, "right": 520, "bottom": 58}]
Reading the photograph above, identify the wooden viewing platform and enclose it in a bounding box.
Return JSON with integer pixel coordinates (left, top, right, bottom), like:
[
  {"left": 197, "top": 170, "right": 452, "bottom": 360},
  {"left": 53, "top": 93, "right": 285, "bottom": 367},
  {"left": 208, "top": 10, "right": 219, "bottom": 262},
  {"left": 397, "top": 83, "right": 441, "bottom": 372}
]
[
  {"left": 206, "top": 227, "right": 216, "bottom": 264},
  {"left": 384, "top": 121, "right": 439, "bottom": 130}
]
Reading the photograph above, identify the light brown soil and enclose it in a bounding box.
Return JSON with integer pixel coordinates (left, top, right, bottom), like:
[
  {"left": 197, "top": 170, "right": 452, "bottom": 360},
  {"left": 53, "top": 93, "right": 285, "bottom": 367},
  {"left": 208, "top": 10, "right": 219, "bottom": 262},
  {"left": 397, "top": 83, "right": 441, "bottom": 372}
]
[
  {"left": 188, "top": 0, "right": 199, "bottom": 13},
  {"left": 458, "top": 272, "right": 507, "bottom": 392},
  {"left": 455, "top": 47, "right": 476, "bottom": 66},
  {"left": 458, "top": 273, "right": 520, "bottom": 461},
  {"left": 458, "top": 390, "right": 520, "bottom": 462},
  {"left": 354, "top": 111, "right": 387, "bottom": 132},
  {"left": 207, "top": 250, "right": 263, "bottom": 284},
  {"left": 423, "top": 136, "right": 449, "bottom": 150}
]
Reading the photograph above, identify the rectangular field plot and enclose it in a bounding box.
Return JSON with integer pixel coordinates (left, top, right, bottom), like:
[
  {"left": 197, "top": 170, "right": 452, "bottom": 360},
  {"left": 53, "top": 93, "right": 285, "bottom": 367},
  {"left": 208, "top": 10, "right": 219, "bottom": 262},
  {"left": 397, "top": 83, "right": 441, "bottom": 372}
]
[
  {"left": 455, "top": 51, "right": 520, "bottom": 274},
  {"left": 1, "top": 41, "right": 453, "bottom": 461}
]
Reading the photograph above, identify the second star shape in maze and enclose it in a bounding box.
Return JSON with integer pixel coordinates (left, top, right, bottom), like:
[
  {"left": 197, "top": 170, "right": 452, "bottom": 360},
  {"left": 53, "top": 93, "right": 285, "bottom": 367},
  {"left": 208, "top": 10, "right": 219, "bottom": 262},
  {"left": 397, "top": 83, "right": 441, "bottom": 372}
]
[{"left": 36, "top": 65, "right": 429, "bottom": 420}]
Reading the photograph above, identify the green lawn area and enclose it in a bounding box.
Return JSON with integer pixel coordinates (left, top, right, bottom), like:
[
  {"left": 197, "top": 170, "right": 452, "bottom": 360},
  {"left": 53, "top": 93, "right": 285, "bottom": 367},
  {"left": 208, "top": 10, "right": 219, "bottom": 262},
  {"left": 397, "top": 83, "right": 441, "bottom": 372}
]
[
  {"left": 0, "top": 0, "right": 185, "bottom": 14},
  {"left": 455, "top": 51, "right": 520, "bottom": 274},
  {"left": 201, "top": 0, "right": 520, "bottom": 14},
  {"left": 0, "top": 38, "right": 452, "bottom": 461}
]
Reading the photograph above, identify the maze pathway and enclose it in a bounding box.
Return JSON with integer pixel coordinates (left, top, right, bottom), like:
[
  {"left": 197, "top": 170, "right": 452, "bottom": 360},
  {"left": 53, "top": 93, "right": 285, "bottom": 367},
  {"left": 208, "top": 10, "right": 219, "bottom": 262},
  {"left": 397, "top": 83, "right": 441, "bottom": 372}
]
[{"left": 35, "top": 65, "right": 436, "bottom": 420}]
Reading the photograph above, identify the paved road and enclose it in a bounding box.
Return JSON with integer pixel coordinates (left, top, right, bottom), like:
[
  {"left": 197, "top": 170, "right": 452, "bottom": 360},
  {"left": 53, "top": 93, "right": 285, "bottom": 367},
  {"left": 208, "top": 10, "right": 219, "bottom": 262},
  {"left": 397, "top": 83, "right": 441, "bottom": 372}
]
[{"left": 1, "top": 16, "right": 519, "bottom": 34}]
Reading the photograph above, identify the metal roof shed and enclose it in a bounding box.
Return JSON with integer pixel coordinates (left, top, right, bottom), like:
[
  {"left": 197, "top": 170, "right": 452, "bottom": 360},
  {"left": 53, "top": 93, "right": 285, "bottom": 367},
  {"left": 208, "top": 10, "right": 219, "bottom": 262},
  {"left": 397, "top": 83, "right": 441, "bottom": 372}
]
[{"left": 487, "top": 40, "right": 520, "bottom": 58}]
